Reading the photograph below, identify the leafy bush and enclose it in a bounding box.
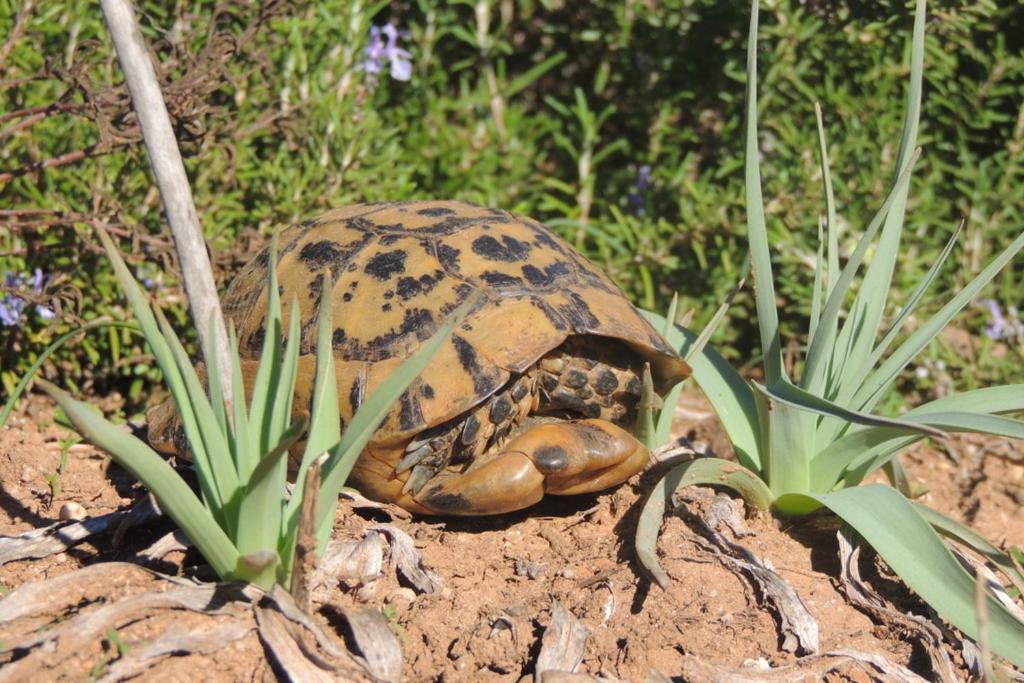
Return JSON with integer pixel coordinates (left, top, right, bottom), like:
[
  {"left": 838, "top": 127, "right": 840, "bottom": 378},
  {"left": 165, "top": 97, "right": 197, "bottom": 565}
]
[{"left": 2, "top": 0, "right": 1022, "bottom": 405}]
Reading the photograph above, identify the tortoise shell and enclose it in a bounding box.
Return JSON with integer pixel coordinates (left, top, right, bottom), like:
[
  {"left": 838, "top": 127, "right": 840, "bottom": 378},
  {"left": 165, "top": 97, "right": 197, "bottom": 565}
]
[{"left": 222, "top": 200, "right": 688, "bottom": 449}]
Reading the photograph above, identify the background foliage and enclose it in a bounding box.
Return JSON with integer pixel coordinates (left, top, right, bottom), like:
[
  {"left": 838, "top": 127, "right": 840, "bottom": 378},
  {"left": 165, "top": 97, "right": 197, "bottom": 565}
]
[{"left": 1, "top": 0, "right": 1022, "bottom": 412}]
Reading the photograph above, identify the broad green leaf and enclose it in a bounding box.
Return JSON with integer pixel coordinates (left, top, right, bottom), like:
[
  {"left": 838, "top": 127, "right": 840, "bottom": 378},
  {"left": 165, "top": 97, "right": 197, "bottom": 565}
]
[
  {"left": 915, "top": 504, "right": 1024, "bottom": 591},
  {"left": 39, "top": 380, "right": 239, "bottom": 582},
  {"left": 636, "top": 364, "right": 658, "bottom": 450},
  {"left": 778, "top": 486, "right": 1024, "bottom": 667},
  {"left": 904, "top": 385, "right": 1024, "bottom": 416},
  {"left": 743, "top": 0, "right": 784, "bottom": 385},
  {"left": 641, "top": 311, "right": 761, "bottom": 472},
  {"left": 812, "top": 411, "right": 1024, "bottom": 491},
  {"left": 636, "top": 457, "right": 773, "bottom": 589},
  {"left": 756, "top": 378, "right": 943, "bottom": 438},
  {"left": 755, "top": 386, "right": 810, "bottom": 496}
]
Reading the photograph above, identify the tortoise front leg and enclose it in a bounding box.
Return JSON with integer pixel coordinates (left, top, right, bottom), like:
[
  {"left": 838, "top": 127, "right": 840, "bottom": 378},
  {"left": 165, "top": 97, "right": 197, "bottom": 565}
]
[{"left": 411, "top": 419, "right": 649, "bottom": 515}]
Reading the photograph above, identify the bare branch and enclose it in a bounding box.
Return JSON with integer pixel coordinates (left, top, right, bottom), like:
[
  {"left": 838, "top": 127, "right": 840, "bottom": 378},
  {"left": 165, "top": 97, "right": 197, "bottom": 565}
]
[{"left": 98, "top": 0, "right": 233, "bottom": 408}]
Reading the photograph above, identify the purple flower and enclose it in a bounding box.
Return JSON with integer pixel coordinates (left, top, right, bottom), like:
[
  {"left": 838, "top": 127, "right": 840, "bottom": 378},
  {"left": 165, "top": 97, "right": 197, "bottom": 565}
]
[
  {"left": 0, "top": 269, "right": 54, "bottom": 326},
  {"left": 362, "top": 24, "right": 412, "bottom": 83},
  {"left": 981, "top": 299, "right": 1007, "bottom": 340}
]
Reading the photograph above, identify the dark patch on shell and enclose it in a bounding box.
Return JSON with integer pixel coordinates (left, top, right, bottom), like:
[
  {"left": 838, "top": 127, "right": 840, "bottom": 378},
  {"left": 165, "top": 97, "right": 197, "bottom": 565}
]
[
  {"left": 299, "top": 240, "right": 345, "bottom": 271},
  {"left": 399, "top": 392, "right": 424, "bottom": 431},
  {"left": 480, "top": 271, "right": 524, "bottom": 288},
  {"left": 436, "top": 244, "right": 461, "bottom": 274},
  {"left": 521, "top": 261, "right": 572, "bottom": 287},
  {"left": 533, "top": 299, "right": 569, "bottom": 330},
  {"left": 364, "top": 249, "right": 407, "bottom": 281},
  {"left": 559, "top": 291, "right": 601, "bottom": 331},
  {"left": 418, "top": 207, "right": 456, "bottom": 216},
  {"left": 421, "top": 384, "right": 435, "bottom": 399},
  {"left": 452, "top": 334, "right": 499, "bottom": 396},
  {"left": 332, "top": 328, "right": 347, "bottom": 345},
  {"left": 471, "top": 234, "right": 532, "bottom": 262},
  {"left": 396, "top": 270, "right": 444, "bottom": 300}
]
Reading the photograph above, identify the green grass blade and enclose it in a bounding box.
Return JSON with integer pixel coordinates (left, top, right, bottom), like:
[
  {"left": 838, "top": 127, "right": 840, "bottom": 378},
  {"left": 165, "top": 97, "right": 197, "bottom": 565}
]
[
  {"left": 808, "top": 217, "right": 825, "bottom": 346},
  {"left": 904, "top": 385, "right": 1024, "bottom": 416},
  {"left": 816, "top": 103, "right": 839, "bottom": 300},
  {"left": 154, "top": 308, "right": 237, "bottom": 525},
  {"left": 269, "top": 300, "right": 302, "bottom": 446},
  {"left": 0, "top": 321, "right": 139, "bottom": 430},
  {"left": 743, "top": 0, "right": 785, "bottom": 384},
  {"left": 851, "top": 229, "right": 1024, "bottom": 415},
  {"left": 817, "top": 221, "right": 964, "bottom": 447},
  {"left": 248, "top": 233, "right": 283, "bottom": 466},
  {"left": 204, "top": 311, "right": 228, "bottom": 435},
  {"left": 636, "top": 457, "right": 772, "bottom": 589},
  {"left": 641, "top": 310, "right": 762, "bottom": 472},
  {"left": 95, "top": 226, "right": 229, "bottom": 520},
  {"left": 228, "top": 323, "right": 252, "bottom": 474},
  {"left": 777, "top": 485, "right": 1024, "bottom": 667},
  {"left": 800, "top": 148, "right": 921, "bottom": 394},
  {"left": 316, "top": 297, "right": 478, "bottom": 549},
  {"left": 824, "top": 0, "right": 926, "bottom": 405},
  {"left": 650, "top": 263, "right": 749, "bottom": 447},
  {"left": 39, "top": 380, "right": 239, "bottom": 581},
  {"left": 283, "top": 272, "right": 341, "bottom": 557},
  {"left": 864, "top": 223, "right": 962, "bottom": 373}
]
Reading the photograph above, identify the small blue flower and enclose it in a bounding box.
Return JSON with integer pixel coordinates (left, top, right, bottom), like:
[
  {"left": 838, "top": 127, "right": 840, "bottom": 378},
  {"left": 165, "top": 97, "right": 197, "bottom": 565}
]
[
  {"left": 628, "top": 164, "right": 653, "bottom": 216},
  {"left": 362, "top": 24, "right": 412, "bottom": 83}
]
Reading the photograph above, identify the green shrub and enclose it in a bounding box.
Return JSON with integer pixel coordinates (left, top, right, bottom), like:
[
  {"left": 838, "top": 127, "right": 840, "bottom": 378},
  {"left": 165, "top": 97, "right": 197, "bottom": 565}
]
[{"left": 2, "top": 0, "right": 1021, "bottom": 407}]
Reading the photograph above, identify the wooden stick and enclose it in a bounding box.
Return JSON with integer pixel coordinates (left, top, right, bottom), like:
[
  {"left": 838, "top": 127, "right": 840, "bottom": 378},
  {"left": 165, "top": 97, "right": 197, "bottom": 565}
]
[{"left": 98, "top": 0, "right": 233, "bottom": 407}]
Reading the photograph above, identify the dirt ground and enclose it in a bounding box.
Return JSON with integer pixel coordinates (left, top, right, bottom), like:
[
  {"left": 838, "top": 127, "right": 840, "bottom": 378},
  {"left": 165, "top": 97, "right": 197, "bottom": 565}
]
[{"left": 0, "top": 391, "right": 1021, "bottom": 681}]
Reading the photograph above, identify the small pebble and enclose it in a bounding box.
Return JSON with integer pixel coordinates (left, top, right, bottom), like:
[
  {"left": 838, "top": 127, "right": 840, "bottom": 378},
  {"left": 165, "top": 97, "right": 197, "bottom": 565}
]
[
  {"left": 20, "top": 466, "right": 34, "bottom": 483},
  {"left": 388, "top": 587, "right": 417, "bottom": 605},
  {"left": 356, "top": 581, "right": 380, "bottom": 601},
  {"left": 59, "top": 502, "right": 87, "bottom": 521}
]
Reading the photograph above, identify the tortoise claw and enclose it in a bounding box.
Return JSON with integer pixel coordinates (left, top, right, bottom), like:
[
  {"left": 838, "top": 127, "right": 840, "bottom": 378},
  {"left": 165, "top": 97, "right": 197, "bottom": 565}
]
[{"left": 411, "top": 419, "right": 649, "bottom": 515}]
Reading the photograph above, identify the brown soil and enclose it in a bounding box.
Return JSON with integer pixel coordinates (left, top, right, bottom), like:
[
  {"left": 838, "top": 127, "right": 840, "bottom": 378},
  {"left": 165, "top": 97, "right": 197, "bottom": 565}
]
[{"left": 1, "top": 392, "right": 1021, "bottom": 681}]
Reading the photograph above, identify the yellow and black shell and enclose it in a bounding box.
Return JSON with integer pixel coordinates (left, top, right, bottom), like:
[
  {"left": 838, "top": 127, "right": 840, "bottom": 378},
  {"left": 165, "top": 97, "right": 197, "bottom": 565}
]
[{"left": 222, "top": 200, "right": 688, "bottom": 479}]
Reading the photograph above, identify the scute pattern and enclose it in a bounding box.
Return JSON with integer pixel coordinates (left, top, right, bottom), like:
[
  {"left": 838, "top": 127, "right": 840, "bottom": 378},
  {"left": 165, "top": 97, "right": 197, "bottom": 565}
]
[{"left": 221, "top": 200, "right": 685, "bottom": 445}]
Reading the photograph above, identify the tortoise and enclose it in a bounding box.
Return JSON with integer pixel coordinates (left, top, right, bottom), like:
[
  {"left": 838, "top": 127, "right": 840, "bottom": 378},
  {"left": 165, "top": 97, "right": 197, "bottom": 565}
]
[{"left": 149, "top": 200, "right": 689, "bottom": 515}]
